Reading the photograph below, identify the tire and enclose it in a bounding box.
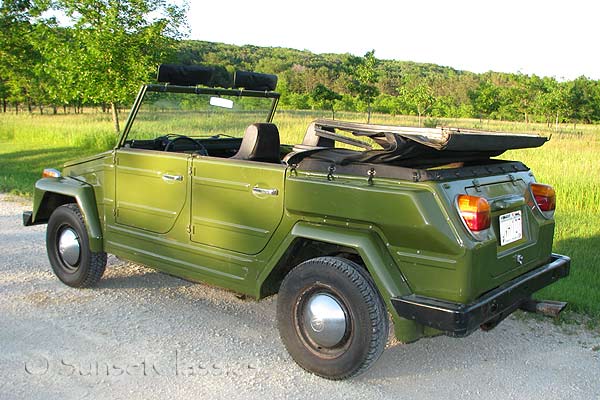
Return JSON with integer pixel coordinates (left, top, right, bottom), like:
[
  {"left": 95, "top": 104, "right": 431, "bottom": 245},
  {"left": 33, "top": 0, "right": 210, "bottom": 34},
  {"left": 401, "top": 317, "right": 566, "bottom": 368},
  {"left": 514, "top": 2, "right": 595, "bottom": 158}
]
[
  {"left": 46, "top": 203, "right": 107, "bottom": 288},
  {"left": 277, "top": 256, "right": 388, "bottom": 380}
]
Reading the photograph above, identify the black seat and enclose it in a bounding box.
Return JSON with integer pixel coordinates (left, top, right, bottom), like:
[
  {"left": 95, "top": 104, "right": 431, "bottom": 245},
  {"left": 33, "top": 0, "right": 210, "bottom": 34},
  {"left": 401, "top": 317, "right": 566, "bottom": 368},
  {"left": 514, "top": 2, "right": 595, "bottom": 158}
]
[{"left": 231, "top": 123, "right": 281, "bottom": 163}]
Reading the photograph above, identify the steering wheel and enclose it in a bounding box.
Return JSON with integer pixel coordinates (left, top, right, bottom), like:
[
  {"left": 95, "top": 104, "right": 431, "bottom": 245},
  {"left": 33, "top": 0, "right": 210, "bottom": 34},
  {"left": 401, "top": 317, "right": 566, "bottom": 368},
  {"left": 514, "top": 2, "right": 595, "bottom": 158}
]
[{"left": 163, "top": 134, "right": 208, "bottom": 155}]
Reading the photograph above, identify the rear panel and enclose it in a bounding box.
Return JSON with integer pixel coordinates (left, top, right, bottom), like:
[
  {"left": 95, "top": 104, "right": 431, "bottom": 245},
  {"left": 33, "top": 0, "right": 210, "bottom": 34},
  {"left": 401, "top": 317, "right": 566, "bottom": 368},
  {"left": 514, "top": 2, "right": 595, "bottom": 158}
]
[
  {"left": 286, "top": 167, "right": 556, "bottom": 305},
  {"left": 465, "top": 178, "right": 554, "bottom": 278},
  {"left": 434, "top": 171, "right": 555, "bottom": 301}
]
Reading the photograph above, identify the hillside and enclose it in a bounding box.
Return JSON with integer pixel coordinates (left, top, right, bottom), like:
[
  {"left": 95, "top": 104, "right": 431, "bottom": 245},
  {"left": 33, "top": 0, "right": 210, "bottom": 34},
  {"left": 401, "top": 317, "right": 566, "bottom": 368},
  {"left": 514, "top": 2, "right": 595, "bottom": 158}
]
[{"left": 174, "top": 40, "right": 599, "bottom": 126}]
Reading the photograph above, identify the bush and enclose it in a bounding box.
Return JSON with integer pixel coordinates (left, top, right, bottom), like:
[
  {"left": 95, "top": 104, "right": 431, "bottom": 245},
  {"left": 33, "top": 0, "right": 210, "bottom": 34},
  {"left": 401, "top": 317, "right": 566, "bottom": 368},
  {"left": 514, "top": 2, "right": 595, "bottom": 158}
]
[{"left": 423, "top": 117, "right": 441, "bottom": 128}]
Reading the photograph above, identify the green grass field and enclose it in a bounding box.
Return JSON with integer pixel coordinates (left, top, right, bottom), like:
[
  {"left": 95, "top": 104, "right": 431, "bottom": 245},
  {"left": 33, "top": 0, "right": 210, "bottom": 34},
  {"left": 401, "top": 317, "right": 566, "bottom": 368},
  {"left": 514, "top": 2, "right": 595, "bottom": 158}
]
[{"left": 1, "top": 110, "right": 598, "bottom": 323}]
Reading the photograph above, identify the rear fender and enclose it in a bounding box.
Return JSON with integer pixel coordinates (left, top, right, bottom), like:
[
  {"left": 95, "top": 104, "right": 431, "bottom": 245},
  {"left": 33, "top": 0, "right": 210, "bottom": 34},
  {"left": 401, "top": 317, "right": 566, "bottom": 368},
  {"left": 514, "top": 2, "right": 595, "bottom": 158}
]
[
  {"left": 32, "top": 177, "right": 103, "bottom": 252},
  {"left": 262, "top": 221, "right": 423, "bottom": 342}
]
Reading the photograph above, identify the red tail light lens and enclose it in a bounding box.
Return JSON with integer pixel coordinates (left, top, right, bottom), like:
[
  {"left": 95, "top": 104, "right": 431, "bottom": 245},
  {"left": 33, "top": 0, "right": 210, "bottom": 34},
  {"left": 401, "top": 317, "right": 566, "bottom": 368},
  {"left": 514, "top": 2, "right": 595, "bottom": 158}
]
[
  {"left": 457, "top": 194, "right": 491, "bottom": 232},
  {"left": 42, "top": 168, "right": 62, "bottom": 178},
  {"left": 531, "top": 183, "right": 556, "bottom": 212}
]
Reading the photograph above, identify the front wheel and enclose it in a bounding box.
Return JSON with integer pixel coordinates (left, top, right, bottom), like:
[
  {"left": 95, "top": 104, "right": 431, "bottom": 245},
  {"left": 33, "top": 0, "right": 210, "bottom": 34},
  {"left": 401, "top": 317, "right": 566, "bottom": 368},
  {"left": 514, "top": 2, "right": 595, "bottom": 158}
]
[
  {"left": 46, "top": 204, "right": 107, "bottom": 288},
  {"left": 277, "top": 256, "right": 388, "bottom": 380}
]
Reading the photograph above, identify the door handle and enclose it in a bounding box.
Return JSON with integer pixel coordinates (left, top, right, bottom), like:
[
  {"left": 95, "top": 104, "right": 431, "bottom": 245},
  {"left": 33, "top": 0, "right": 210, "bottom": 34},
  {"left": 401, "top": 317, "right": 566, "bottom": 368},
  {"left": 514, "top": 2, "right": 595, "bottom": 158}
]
[
  {"left": 162, "top": 174, "right": 183, "bottom": 182},
  {"left": 252, "top": 187, "right": 278, "bottom": 196}
]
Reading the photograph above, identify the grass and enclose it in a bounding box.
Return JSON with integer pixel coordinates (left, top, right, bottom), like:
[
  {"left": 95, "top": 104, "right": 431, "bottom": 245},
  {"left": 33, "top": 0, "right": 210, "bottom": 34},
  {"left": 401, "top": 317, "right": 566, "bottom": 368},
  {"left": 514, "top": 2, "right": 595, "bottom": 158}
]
[
  {"left": 506, "top": 132, "right": 600, "bottom": 322},
  {"left": 1, "top": 109, "right": 599, "bottom": 323},
  {"left": 0, "top": 112, "right": 116, "bottom": 195}
]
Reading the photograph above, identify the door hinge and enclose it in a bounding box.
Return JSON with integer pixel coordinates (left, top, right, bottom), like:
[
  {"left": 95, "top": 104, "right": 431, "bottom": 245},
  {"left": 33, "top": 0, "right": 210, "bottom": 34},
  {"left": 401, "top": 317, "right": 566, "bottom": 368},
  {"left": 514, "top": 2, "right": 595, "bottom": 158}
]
[
  {"left": 188, "top": 166, "right": 193, "bottom": 175},
  {"left": 112, "top": 152, "right": 118, "bottom": 165},
  {"left": 186, "top": 225, "right": 192, "bottom": 234},
  {"left": 113, "top": 208, "right": 118, "bottom": 217}
]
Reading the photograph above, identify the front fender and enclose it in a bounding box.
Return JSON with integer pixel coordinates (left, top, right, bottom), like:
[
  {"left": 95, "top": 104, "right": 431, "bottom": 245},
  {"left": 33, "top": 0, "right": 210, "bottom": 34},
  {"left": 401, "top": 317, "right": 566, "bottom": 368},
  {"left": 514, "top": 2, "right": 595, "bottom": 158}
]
[
  {"left": 31, "top": 177, "right": 103, "bottom": 252},
  {"left": 263, "top": 221, "right": 424, "bottom": 342}
]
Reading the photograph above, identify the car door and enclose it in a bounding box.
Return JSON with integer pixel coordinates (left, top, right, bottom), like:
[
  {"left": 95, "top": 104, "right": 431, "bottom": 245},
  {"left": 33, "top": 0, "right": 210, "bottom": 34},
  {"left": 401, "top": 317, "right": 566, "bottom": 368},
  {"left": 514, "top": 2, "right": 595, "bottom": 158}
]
[
  {"left": 115, "top": 149, "right": 189, "bottom": 234},
  {"left": 190, "top": 157, "right": 285, "bottom": 255}
]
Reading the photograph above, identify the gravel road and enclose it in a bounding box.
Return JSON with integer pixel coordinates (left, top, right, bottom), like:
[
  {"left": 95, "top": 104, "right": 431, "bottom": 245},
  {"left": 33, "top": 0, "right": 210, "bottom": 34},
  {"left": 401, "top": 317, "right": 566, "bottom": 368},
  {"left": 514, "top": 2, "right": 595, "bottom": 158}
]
[{"left": 1, "top": 194, "right": 599, "bottom": 400}]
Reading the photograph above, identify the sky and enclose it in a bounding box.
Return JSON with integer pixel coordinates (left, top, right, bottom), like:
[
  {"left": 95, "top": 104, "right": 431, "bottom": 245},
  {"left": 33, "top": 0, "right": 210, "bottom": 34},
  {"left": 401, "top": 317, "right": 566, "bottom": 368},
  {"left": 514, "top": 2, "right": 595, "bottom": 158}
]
[{"left": 188, "top": 0, "right": 600, "bottom": 81}]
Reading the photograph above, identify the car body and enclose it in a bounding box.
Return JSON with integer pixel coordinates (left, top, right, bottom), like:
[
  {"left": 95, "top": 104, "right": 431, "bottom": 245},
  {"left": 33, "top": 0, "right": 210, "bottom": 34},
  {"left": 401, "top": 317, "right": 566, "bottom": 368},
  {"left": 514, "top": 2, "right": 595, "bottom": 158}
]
[{"left": 23, "top": 65, "right": 570, "bottom": 379}]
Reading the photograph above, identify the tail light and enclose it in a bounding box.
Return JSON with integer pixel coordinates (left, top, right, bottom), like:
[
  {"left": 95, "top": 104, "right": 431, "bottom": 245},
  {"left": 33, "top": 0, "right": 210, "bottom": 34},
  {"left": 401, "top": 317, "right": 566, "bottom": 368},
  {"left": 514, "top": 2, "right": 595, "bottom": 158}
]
[
  {"left": 457, "top": 194, "right": 491, "bottom": 232},
  {"left": 42, "top": 168, "right": 62, "bottom": 178},
  {"left": 531, "top": 183, "right": 556, "bottom": 218}
]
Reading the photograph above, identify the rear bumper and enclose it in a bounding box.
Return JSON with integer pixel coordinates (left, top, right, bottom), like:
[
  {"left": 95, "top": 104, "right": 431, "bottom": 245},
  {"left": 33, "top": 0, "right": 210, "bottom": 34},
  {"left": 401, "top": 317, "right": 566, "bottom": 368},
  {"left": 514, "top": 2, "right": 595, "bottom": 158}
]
[{"left": 390, "top": 253, "right": 570, "bottom": 337}]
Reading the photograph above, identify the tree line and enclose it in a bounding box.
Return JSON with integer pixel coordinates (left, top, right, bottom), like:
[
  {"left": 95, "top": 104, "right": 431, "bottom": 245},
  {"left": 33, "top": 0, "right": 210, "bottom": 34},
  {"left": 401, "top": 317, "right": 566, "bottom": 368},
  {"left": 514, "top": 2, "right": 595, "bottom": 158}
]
[
  {"left": 184, "top": 41, "right": 600, "bottom": 129},
  {"left": 2, "top": 0, "right": 600, "bottom": 132}
]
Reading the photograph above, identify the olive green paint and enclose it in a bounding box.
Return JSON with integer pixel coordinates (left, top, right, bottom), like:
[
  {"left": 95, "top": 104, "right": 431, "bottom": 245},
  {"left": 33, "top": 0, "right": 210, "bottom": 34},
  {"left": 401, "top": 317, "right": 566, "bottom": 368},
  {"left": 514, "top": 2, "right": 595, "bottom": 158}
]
[
  {"left": 32, "top": 177, "right": 104, "bottom": 252},
  {"left": 28, "top": 85, "right": 558, "bottom": 343},
  {"left": 36, "top": 153, "right": 553, "bottom": 342}
]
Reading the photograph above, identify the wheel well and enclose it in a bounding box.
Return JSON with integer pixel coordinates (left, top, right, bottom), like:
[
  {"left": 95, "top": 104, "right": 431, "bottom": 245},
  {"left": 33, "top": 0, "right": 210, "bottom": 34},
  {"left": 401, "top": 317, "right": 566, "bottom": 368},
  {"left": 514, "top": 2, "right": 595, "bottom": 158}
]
[
  {"left": 259, "top": 238, "right": 365, "bottom": 298},
  {"left": 35, "top": 192, "right": 77, "bottom": 223}
]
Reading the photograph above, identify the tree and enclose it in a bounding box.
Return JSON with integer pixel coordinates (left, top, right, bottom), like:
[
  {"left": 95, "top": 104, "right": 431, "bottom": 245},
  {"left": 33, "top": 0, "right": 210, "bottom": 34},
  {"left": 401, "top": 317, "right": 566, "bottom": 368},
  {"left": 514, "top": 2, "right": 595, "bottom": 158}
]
[
  {"left": 398, "top": 84, "right": 435, "bottom": 127},
  {"left": 34, "top": 25, "right": 81, "bottom": 113},
  {"left": 348, "top": 50, "right": 379, "bottom": 123},
  {"left": 509, "top": 73, "right": 546, "bottom": 124},
  {"left": 468, "top": 80, "right": 501, "bottom": 122},
  {"left": 310, "top": 84, "right": 342, "bottom": 119},
  {"left": 53, "top": 0, "right": 188, "bottom": 133},
  {"left": 565, "top": 76, "right": 599, "bottom": 129},
  {"left": 0, "top": 0, "right": 47, "bottom": 113},
  {"left": 533, "top": 78, "right": 567, "bottom": 130}
]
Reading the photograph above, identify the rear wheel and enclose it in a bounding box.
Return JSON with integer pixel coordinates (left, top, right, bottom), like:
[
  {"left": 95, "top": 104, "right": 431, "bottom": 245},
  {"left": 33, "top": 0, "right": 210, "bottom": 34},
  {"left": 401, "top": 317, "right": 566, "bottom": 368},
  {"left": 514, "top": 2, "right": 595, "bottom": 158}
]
[
  {"left": 46, "top": 204, "right": 107, "bottom": 288},
  {"left": 277, "top": 256, "right": 388, "bottom": 380}
]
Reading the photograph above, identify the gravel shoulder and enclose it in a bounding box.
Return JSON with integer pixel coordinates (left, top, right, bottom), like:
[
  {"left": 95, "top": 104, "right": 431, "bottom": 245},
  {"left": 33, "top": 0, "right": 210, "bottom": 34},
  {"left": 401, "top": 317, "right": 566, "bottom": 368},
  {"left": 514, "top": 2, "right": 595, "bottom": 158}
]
[{"left": 1, "top": 194, "right": 599, "bottom": 400}]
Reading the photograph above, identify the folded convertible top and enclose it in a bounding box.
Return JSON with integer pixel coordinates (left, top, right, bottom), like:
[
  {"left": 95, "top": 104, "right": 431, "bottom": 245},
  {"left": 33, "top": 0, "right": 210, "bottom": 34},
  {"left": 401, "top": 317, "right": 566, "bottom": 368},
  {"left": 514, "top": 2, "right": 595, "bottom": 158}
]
[{"left": 305, "top": 119, "right": 548, "bottom": 167}]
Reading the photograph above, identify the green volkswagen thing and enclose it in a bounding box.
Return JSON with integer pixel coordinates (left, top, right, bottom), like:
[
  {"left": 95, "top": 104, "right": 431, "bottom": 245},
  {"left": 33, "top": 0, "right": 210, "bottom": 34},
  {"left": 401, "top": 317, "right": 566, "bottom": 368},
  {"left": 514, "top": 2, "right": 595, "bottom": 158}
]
[{"left": 23, "top": 65, "right": 570, "bottom": 379}]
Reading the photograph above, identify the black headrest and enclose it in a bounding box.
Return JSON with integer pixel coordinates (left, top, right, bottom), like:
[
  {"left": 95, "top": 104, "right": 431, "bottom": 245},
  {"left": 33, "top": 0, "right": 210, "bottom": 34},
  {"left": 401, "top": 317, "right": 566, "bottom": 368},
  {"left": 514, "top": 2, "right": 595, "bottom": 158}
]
[
  {"left": 234, "top": 71, "right": 278, "bottom": 91},
  {"left": 157, "top": 64, "right": 214, "bottom": 86},
  {"left": 231, "top": 123, "right": 280, "bottom": 163}
]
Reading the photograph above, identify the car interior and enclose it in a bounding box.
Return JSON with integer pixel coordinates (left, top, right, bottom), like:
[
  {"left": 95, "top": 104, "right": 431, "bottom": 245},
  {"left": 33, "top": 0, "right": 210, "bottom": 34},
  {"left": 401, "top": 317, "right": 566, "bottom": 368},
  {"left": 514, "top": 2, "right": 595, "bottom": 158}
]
[{"left": 123, "top": 122, "right": 295, "bottom": 163}]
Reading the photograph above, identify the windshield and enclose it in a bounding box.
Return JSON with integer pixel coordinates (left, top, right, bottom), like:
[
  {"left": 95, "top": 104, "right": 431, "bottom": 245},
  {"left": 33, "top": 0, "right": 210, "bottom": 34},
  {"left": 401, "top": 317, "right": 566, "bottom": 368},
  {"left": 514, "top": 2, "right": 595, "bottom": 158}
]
[{"left": 123, "top": 89, "right": 277, "bottom": 143}]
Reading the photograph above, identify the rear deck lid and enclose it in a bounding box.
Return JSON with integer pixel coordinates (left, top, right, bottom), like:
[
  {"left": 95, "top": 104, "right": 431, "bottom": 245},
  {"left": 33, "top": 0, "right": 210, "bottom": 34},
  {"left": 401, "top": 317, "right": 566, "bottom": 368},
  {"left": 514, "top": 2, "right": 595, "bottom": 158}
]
[{"left": 464, "top": 176, "right": 553, "bottom": 281}]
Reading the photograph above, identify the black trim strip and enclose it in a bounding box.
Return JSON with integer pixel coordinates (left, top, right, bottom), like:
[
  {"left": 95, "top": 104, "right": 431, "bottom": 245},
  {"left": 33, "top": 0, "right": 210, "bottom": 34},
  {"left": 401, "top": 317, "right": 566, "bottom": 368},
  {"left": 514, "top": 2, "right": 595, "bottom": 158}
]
[{"left": 297, "top": 157, "right": 530, "bottom": 182}]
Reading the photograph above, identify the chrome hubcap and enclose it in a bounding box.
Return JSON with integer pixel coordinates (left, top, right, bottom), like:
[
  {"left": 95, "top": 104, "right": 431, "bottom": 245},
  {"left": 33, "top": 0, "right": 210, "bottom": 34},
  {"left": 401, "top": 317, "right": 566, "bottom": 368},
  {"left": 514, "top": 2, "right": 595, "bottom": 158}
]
[
  {"left": 303, "top": 293, "right": 347, "bottom": 348},
  {"left": 58, "top": 228, "right": 80, "bottom": 269}
]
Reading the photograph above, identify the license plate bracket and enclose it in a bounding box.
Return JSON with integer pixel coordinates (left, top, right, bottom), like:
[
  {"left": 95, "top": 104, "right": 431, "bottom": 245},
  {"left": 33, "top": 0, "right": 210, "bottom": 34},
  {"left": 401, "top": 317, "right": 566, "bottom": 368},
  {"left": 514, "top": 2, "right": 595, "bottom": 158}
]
[{"left": 499, "top": 210, "right": 522, "bottom": 246}]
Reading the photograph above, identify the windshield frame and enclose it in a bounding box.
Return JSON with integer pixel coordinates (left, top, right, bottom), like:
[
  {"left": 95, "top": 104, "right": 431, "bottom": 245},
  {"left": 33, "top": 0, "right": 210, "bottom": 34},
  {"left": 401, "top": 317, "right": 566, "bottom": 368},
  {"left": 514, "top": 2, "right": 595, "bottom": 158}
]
[{"left": 117, "top": 84, "right": 280, "bottom": 149}]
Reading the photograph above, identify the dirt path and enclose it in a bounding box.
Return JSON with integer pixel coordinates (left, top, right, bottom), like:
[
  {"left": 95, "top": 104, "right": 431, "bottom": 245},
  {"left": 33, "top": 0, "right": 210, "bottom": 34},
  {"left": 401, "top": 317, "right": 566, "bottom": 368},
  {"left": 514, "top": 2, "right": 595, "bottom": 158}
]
[{"left": 1, "top": 194, "right": 599, "bottom": 400}]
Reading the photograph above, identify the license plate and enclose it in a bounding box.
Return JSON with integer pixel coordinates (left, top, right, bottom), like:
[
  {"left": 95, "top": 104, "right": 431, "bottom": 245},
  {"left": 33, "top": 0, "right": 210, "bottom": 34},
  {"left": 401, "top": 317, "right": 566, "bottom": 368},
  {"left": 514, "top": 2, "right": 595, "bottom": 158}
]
[{"left": 499, "top": 211, "right": 522, "bottom": 246}]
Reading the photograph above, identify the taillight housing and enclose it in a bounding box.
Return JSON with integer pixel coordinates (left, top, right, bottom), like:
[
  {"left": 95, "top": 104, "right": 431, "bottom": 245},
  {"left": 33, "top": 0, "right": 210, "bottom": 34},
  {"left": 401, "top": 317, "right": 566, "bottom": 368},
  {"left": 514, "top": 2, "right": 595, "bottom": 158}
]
[
  {"left": 42, "top": 168, "right": 61, "bottom": 178},
  {"left": 530, "top": 183, "right": 556, "bottom": 218},
  {"left": 457, "top": 194, "right": 491, "bottom": 232}
]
